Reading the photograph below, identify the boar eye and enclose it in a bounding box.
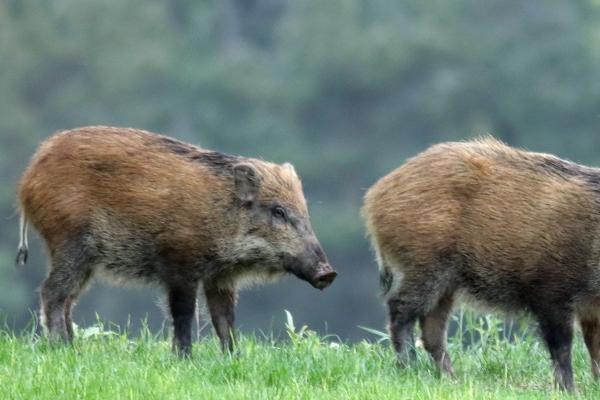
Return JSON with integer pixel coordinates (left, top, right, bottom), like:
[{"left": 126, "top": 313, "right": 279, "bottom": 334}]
[{"left": 271, "top": 205, "right": 288, "bottom": 221}]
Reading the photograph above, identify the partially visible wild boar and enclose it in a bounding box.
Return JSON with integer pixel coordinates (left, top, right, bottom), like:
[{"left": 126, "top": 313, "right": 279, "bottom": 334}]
[
  {"left": 363, "top": 138, "right": 600, "bottom": 391},
  {"left": 17, "top": 126, "right": 336, "bottom": 357}
]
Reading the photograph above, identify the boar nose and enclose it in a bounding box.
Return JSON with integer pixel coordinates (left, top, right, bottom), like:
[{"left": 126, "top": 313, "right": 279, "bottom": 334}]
[{"left": 312, "top": 263, "right": 337, "bottom": 290}]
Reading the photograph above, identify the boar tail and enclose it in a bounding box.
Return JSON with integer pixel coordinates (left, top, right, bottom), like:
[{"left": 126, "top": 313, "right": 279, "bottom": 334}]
[{"left": 16, "top": 212, "right": 29, "bottom": 266}]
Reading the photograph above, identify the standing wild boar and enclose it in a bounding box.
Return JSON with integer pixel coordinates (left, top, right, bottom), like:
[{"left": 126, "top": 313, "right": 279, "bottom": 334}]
[
  {"left": 16, "top": 126, "right": 336, "bottom": 356},
  {"left": 363, "top": 138, "right": 600, "bottom": 391}
]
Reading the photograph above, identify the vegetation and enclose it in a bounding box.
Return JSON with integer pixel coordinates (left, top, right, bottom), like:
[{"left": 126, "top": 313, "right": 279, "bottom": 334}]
[{"left": 0, "top": 312, "right": 598, "bottom": 399}]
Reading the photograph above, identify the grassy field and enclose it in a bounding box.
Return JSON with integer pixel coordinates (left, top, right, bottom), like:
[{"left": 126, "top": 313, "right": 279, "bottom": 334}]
[{"left": 0, "top": 312, "right": 599, "bottom": 399}]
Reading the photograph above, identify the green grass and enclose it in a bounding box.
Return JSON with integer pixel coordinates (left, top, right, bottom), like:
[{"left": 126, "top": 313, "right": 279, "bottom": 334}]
[{"left": 0, "top": 312, "right": 599, "bottom": 399}]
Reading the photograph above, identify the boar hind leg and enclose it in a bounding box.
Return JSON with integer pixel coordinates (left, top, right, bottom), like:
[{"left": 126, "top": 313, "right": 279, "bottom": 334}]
[
  {"left": 579, "top": 315, "right": 600, "bottom": 380},
  {"left": 419, "top": 292, "right": 455, "bottom": 376},
  {"left": 168, "top": 283, "right": 198, "bottom": 358},
  {"left": 204, "top": 285, "right": 237, "bottom": 354},
  {"left": 535, "top": 309, "right": 575, "bottom": 391},
  {"left": 64, "top": 296, "right": 76, "bottom": 341},
  {"left": 387, "top": 274, "right": 447, "bottom": 367},
  {"left": 64, "top": 283, "right": 91, "bottom": 342},
  {"left": 41, "top": 244, "right": 94, "bottom": 342},
  {"left": 387, "top": 295, "right": 417, "bottom": 366}
]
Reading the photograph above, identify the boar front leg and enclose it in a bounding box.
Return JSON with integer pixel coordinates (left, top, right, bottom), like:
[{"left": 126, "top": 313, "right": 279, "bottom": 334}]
[
  {"left": 535, "top": 308, "right": 575, "bottom": 392},
  {"left": 168, "top": 283, "right": 198, "bottom": 358},
  {"left": 204, "top": 284, "right": 237, "bottom": 353}
]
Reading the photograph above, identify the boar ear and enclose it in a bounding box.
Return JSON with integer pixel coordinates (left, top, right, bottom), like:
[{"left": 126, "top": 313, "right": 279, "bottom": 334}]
[{"left": 233, "top": 163, "right": 261, "bottom": 205}]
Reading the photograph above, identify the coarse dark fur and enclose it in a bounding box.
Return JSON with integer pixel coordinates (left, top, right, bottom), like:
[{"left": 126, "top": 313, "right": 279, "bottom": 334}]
[
  {"left": 17, "top": 126, "right": 337, "bottom": 357},
  {"left": 363, "top": 137, "right": 600, "bottom": 391}
]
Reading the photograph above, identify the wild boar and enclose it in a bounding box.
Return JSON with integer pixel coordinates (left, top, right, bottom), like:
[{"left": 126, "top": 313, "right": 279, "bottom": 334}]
[
  {"left": 363, "top": 137, "right": 600, "bottom": 391},
  {"left": 16, "top": 126, "right": 337, "bottom": 357}
]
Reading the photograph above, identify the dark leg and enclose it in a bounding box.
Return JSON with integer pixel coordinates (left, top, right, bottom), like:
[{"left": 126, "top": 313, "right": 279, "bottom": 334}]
[
  {"left": 204, "top": 285, "right": 237, "bottom": 353},
  {"left": 387, "top": 296, "right": 417, "bottom": 366},
  {"left": 41, "top": 250, "right": 93, "bottom": 342},
  {"left": 536, "top": 311, "right": 575, "bottom": 391},
  {"left": 64, "top": 271, "right": 92, "bottom": 341},
  {"left": 64, "top": 296, "right": 75, "bottom": 341},
  {"left": 419, "top": 293, "right": 455, "bottom": 376},
  {"left": 41, "top": 269, "right": 71, "bottom": 341},
  {"left": 168, "top": 284, "right": 198, "bottom": 358},
  {"left": 387, "top": 275, "right": 446, "bottom": 367},
  {"left": 580, "top": 315, "right": 600, "bottom": 380}
]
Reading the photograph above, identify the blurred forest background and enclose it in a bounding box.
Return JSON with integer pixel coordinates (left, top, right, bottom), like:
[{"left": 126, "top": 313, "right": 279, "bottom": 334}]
[{"left": 1, "top": 0, "right": 600, "bottom": 341}]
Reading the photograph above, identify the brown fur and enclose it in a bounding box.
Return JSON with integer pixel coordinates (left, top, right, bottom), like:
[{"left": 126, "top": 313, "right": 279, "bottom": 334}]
[
  {"left": 363, "top": 137, "right": 600, "bottom": 391},
  {"left": 18, "top": 126, "right": 336, "bottom": 356}
]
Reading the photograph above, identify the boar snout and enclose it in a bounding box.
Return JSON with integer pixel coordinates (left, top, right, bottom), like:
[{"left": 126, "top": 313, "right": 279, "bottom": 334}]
[
  {"left": 310, "top": 263, "right": 337, "bottom": 290},
  {"left": 282, "top": 242, "right": 337, "bottom": 289},
  {"left": 305, "top": 243, "right": 337, "bottom": 290}
]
